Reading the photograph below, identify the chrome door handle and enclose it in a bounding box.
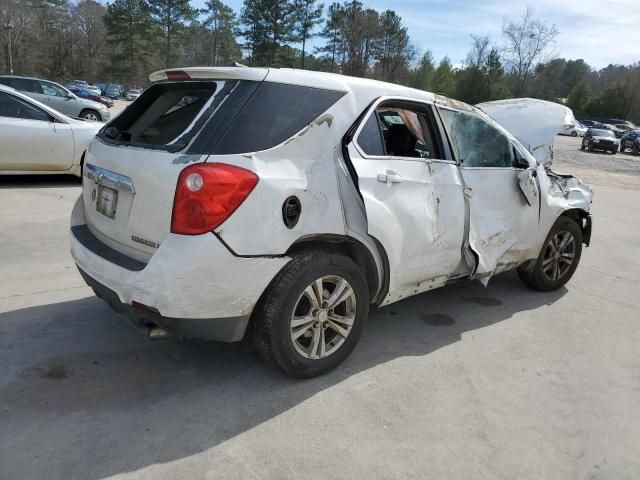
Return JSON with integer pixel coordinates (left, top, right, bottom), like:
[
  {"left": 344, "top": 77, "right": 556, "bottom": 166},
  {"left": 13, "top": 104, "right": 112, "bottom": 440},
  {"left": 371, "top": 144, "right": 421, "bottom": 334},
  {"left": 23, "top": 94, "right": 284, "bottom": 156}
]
[{"left": 377, "top": 172, "right": 403, "bottom": 184}]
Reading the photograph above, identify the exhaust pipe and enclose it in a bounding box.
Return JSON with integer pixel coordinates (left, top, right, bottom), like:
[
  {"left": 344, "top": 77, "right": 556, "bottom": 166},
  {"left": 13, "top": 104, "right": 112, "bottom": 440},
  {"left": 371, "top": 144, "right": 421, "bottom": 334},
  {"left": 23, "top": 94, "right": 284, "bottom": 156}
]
[{"left": 148, "top": 326, "right": 171, "bottom": 340}]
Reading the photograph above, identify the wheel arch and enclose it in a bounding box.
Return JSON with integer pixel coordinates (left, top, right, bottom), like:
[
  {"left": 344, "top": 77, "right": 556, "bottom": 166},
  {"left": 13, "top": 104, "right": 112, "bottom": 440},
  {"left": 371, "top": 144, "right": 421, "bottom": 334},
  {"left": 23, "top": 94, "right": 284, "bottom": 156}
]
[
  {"left": 285, "top": 234, "right": 390, "bottom": 305},
  {"left": 560, "top": 208, "right": 592, "bottom": 246}
]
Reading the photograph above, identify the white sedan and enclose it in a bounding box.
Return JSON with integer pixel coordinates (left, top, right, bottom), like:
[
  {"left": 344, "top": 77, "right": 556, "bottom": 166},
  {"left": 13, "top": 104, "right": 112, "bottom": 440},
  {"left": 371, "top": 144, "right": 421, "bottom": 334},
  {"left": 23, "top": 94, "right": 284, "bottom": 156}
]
[
  {"left": 0, "top": 84, "right": 101, "bottom": 176},
  {"left": 558, "top": 122, "right": 588, "bottom": 137}
]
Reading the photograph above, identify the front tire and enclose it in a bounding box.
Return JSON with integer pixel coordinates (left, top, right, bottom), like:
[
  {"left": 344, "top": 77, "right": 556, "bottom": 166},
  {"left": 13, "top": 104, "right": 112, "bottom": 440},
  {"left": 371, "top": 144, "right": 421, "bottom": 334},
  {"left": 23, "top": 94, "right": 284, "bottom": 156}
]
[
  {"left": 633, "top": 144, "right": 639, "bottom": 156},
  {"left": 517, "top": 217, "right": 583, "bottom": 292},
  {"left": 80, "top": 109, "right": 101, "bottom": 121},
  {"left": 571, "top": 131, "right": 578, "bottom": 137},
  {"left": 252, "top": 250, "right": 369, "bottom": 378}
]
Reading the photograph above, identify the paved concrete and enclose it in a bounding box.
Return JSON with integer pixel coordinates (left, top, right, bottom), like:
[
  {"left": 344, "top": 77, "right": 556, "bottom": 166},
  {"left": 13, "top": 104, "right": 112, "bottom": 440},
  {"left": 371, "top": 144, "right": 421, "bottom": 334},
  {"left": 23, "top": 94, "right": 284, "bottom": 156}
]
[{"left": 1, "top": 163, "right": 639, "bottom": 479}]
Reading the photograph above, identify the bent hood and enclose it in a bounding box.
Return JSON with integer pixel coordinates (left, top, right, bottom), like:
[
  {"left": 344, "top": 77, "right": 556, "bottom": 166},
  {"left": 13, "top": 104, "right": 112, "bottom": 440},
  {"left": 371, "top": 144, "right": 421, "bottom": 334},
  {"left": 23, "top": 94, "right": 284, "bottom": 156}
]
[{"left": 476, "top": 98, "right": 576, "bottom": 165}]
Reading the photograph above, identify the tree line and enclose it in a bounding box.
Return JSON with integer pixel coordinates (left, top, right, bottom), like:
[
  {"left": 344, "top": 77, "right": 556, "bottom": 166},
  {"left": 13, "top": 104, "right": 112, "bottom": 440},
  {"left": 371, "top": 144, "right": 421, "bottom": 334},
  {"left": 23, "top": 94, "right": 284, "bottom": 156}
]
[{"left": 1, "top": 0, "right": 639, "bottom": 121}]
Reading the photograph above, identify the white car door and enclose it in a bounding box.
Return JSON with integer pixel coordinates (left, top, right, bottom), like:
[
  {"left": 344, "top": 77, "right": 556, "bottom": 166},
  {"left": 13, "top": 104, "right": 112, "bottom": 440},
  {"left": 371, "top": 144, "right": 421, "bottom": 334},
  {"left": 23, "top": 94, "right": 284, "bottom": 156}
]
[
  {"left": 0, "top": 91, "right": 74, "bottom": 171},
  {"left": 346, "top": 99, "right": 466, "bottom": 303},
  {"left": 437, "top": 107, "right": 540, "bottom": 282}
]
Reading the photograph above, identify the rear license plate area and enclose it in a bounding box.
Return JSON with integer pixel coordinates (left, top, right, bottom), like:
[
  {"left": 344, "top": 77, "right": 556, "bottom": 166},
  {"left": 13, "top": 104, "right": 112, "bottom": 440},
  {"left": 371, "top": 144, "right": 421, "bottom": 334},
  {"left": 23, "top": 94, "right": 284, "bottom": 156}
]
[{"left": 96, "top": 186, "right": 118, "bottom": 219}]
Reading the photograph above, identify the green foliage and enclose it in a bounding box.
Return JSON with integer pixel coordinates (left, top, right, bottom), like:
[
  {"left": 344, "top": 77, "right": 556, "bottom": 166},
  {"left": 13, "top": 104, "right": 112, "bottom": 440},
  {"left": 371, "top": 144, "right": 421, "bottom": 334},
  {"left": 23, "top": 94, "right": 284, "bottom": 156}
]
[
  {"left": 432, "top": 57, "right": 455, "bottom": 97},
  {"left": 566, "top": 80, "right": 591, "bottom": 116},
  {"left": 408, "top": 51, "right": 434, "bottom": 91},
  {"left": 147, "top": 0, "right": 197, "bottom": 67},
  {"left": 292, "top": 0, "right": 324, "bottom": 68},
  {"left": 104, "top": 0, "right": 156, "bottom": 84},
  {"left": 240, "top": 0, "right": 296, "bottom": 66}
]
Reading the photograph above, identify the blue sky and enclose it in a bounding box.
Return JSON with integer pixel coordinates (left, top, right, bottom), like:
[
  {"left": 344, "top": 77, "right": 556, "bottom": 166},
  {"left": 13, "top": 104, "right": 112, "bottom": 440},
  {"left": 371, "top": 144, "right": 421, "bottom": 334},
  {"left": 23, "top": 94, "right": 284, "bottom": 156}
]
[{"left": 190, "top": 0, "right": 640, "bottom": 69}]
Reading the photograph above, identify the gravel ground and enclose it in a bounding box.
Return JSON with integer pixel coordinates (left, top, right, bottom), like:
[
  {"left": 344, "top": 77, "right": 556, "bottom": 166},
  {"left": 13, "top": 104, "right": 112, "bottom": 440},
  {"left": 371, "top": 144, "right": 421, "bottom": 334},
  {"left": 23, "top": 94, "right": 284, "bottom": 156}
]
[
  {"left": 110, "top": 99, "right": 129, "bottom": 118},
  {"left": 553, "top": 135, "right": 640, "bottom": 189}
]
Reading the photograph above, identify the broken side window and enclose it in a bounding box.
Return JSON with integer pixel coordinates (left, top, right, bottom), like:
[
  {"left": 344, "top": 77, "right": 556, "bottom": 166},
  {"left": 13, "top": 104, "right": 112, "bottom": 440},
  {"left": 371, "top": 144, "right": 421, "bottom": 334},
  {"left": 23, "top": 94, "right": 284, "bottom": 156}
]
[
  {"left": 211, "top": 82, "right": 346, "bottom": 155},
  {"left": 439, "top": 109, "right": 514, "bottom": 168}
]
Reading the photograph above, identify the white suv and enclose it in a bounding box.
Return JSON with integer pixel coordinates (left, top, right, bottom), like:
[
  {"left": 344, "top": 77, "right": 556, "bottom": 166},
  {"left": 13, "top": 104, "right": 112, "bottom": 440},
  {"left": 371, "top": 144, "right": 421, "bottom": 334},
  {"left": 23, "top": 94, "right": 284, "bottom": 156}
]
[{"left": 70, "top": 68, "right": 592, "bottom": 377}]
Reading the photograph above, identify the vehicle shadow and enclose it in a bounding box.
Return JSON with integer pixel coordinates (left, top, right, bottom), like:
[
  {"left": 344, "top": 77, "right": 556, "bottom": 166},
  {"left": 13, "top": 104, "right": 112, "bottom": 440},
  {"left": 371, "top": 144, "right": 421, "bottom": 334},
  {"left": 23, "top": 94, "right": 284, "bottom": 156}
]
[
  {"left": 0, "top": 174, "right": 80, "bottom": 189},
  {"left": 0, "top": 271, "right": 566, "bottom": 479}
]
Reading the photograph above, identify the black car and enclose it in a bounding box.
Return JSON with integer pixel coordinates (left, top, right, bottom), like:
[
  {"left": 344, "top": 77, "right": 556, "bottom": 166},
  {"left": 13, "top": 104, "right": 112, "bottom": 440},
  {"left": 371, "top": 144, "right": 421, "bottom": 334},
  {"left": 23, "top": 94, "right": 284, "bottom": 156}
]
[
  {"left": 581, "top": 128, "right": 620, "bottom": 154},
  {"left": 620, "top": 130, "right": 640, "bottom": 155}
]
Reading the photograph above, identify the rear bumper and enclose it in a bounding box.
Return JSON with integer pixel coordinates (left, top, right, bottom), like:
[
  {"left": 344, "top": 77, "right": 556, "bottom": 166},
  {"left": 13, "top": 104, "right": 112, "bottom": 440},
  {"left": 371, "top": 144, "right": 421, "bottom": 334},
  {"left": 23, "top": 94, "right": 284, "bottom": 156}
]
[
  {"left": 70, "top": 195, "right": 290, "bottom": 341},
  {"left": 77, "top": 267, "right": 249, "bottom": 342}
]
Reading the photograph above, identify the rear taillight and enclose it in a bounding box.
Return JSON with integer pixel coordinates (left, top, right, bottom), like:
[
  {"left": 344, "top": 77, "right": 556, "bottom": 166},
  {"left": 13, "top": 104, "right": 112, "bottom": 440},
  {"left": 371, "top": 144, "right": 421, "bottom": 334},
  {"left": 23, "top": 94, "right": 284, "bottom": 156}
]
[{"left": 171, "top": 163, "right": 258, "bottom": 235}]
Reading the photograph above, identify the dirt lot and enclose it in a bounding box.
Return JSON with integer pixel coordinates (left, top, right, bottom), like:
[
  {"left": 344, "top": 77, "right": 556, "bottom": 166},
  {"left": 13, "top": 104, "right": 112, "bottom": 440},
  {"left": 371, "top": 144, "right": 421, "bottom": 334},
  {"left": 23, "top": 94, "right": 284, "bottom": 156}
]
[
  {"left": 554, "top": 134, "right": 640, "bottom": 189},
  {"left": 1, "top": 138, "right": 639, "bottom": 480}
]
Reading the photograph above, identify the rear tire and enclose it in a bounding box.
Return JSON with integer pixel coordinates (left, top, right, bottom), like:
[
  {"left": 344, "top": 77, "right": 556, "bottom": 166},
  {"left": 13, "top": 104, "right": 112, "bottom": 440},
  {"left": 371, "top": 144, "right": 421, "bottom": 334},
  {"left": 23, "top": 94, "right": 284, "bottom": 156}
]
[
  {"left": 252, "top": 250, "right": 369, "bottom": 378},
  {"left": 633, "top": 145, "right": 639, "bottom": 156},
  {"left": 517, "top": 217, "right": 583, "bottom": 292}
]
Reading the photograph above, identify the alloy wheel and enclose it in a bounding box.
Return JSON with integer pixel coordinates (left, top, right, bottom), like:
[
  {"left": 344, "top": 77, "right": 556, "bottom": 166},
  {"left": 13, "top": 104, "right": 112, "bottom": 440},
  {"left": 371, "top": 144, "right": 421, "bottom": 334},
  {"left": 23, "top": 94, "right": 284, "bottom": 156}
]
[
  {"left": 541, "top": 231, "right": 576, "bottom": 282},
  {"left": 84, "top": 113, "right": 99, "bottom": 121},
  {"left": 290, "top": 275, "right": 356, "bottom": 360}
]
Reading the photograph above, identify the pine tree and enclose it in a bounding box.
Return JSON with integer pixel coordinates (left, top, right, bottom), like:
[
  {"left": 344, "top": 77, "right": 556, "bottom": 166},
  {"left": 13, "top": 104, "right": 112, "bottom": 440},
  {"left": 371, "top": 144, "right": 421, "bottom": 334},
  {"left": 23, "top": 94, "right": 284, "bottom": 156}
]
[
  {"left": 292, "top": 0, "right": 323, "bottom": 69},
  {"left": 567, "top": 80, "right": 591, "bottom": 116},
  {"left": 409, "top": 51, "right": 435, "bottom": 91},
  {"left": 240, "top": 0, "right": 295, "bottom": 66},
  {"left": 203, "top": 0, "right": 240, "bottom": 66},
  {"left": 316, "top": 2, "right": 343, "bottom": 73},
  {"left": 104, "top": 0, "right": 155, "bottom": 84},
  {"left": 147, "top": 0, "right": 196, "bottom": 68},
  {"left": 432, "top": 56, "right": 455, "bottom": 97}
]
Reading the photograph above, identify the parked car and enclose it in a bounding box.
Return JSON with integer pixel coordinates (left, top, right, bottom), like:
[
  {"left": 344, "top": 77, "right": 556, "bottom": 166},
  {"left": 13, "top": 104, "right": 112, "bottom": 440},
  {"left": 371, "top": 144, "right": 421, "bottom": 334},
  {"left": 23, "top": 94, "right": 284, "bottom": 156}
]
[
  {"left": 70, "top": 68, "right": 593, "bottom": 378},
  {"left": 94, "top": 83, "right": 108, "bottom": 95},
  {"left": 581, "top": 128, "right": 620, "bottom": 153},
  {"left": 0, "top": 84, "right": 100, "bottom": 176},
  {"left": 69, "top": 79, "right": 89, "bottom": 88},
  {"left": 604, "top": 118, "right": 636, "bottom": 129},
  {"left": 619, "top": 130, "right": 640, "bottom": 155},
  {"left": 0, "top": 75, "right": 111, "bottom": 121},
  {"left": 559, "top": 121, "right": 587, "bottom": 137},
  {"left": 125, "top": 88, "right": 142, "bottom": 101},
  {"left": 106, "top": 85, "right": 122, "bottom": 99},
  {"left": 68, "top": 86, "right": 114, "bottom": 108},
  {"left": 602, "top": 124, "right": 625, "bottom": 138},
  {"left": 85, "top": 85, "right": 101, "bottom": 96}
]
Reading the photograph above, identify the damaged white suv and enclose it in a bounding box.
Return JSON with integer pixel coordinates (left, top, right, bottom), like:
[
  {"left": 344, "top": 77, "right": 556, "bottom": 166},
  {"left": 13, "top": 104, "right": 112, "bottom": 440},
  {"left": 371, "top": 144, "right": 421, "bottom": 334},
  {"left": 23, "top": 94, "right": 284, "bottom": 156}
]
[{"left": 70, "top": 68, "right": 592, "bottom": 377}]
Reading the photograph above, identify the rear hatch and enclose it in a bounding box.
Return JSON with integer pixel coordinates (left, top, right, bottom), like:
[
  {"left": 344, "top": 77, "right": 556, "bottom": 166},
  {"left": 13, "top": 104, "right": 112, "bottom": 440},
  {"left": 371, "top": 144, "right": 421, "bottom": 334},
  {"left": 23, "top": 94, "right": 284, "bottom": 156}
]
[{"left": 82, "top": 68, "right": 268, "bottom": 261}]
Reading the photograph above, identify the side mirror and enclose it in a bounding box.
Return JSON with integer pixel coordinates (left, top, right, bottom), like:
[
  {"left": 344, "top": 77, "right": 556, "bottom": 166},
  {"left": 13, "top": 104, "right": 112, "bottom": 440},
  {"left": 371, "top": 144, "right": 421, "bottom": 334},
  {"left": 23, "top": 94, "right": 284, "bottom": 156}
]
[
  {"left": 512, "top": 145, "right": 531, "bottom": 169},
  {"left": 515, "top": 156, "right": 530, "bottom": 169}
]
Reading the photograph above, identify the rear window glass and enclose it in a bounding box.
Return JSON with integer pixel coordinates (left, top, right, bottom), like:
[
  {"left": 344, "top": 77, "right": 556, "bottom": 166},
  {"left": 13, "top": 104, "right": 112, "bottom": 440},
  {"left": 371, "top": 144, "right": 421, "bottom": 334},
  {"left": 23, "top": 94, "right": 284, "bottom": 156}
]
[
  {"left": 99, "top": 81, "right": 221, "bottom": 151},
  {"left": 210, "top": 82, "right": 346, "bottom": 154}
]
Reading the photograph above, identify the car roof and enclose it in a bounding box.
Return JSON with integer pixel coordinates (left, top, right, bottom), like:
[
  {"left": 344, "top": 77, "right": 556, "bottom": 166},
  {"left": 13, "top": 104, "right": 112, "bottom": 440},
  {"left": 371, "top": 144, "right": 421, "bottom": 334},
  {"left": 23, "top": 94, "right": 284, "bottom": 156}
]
[{"left": 148, "top": 67, "right": 474, "bottom": 112}]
